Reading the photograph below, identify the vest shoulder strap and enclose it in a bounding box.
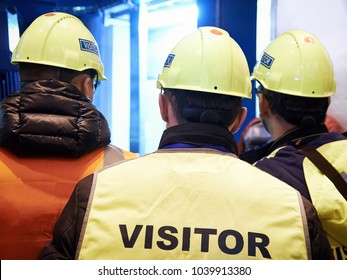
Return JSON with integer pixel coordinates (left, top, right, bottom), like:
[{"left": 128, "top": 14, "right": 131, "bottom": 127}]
[{"left": 299, "top": 146, "right": 347, "bottom": 201}]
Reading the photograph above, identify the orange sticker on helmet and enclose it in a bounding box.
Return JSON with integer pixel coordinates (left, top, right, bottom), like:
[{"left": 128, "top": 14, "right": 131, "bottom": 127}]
[
  {"left": 304, "top": 37, "right": 315, "bottom": 43},
  {"left": 210, "top": 29, "right": 223, "bottom": 35}
]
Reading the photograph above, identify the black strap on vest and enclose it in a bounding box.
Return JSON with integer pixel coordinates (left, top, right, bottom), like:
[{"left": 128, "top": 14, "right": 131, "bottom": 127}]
[{"left": 299, "top": 146, "right": 347, "bottom": 200}]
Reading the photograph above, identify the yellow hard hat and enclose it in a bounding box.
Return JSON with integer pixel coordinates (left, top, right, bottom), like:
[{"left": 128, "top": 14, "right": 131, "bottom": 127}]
[
  {"left": 252, "top": 30, "right": 335, "bottom": 97},
  {"left": 157, "top": 26, "right": 252, "bottom": 98},
  {"left": 11, "top": 12, "right": 106, "bottom": 80}
]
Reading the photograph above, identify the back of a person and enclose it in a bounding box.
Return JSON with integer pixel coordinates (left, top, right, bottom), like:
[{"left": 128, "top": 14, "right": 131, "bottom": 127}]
[
  {"left": 304, "top": 136, "right": 347, "bottom": 260},
  {"left": 78, "top": 150, "right": 312, "bottom": 260},
  {"left": 257, "top": 132, "right": 347, "bottom": 259},
  {"left": 248, "top": 29, "right": 347, "bottom": 260},
  {"left": 0, "top": 11, "right": 138, "bottom": 259},
  {"left": 0, "top": 146, "right": 134, "bottom": 260}
]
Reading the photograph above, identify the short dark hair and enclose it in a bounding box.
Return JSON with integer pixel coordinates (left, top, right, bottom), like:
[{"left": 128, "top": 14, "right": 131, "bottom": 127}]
[
  {"left": 163, "top": 88, "right": 242, "bottom": 128},
  {"left": 262, "top": 87, "right": 329, "bottom": 127},
  {"left": 60, "top": 68, "right": 97, "bottom": 83},
  {"left": 18, "top": 62, "right": 97, "bottom": 83}
]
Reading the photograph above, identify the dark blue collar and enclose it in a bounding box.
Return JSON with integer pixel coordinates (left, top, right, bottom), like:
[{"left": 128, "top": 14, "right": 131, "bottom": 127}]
[{"left": 158, "top": 123, "right": 238, "bottom": 154}]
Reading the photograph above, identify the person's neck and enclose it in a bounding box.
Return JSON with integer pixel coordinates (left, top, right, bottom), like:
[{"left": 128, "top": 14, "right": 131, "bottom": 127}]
[{"left": 268, "top": 117, "right": 298, "bottom": 141}]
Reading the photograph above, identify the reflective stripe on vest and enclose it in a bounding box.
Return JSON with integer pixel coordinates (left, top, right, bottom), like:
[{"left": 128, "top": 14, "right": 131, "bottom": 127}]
[
  {"left": 0, "top": 145, "right": 136, "bottom": 260},
  {"left": 77, "top": 150, "right": 310, "bottom": 260}
]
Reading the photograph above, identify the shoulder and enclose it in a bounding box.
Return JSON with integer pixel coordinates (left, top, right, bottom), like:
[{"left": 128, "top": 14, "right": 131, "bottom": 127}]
[
  {"left": 0, "top": 93, "right": 20, "bottom": 110},
  {"left": 104, "top": 145, "right": 138, "bottom": 161},
  {"left": 256, "top": 145, "right": 304, "bottom": 174}
]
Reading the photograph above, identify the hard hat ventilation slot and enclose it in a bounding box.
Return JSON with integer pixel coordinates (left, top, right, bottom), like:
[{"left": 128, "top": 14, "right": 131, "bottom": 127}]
[{"left": 214, "top": 86, "right": 217, "bottom": 90}]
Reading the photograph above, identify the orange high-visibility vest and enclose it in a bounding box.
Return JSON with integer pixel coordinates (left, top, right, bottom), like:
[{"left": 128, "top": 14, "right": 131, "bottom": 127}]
[{"left": 0, "top": 145, "right": 137, "bottom": 260}]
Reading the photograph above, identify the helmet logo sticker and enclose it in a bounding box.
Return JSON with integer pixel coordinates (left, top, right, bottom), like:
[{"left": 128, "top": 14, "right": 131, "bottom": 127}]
[
  {"left": 260, "top": 52, "right": 275, "bottom": 69},
  {"left": 164, "top": 54, "right": 175, "bottom": 68},
  {"left": 79, "top": 39, "right": 99, "bottom": 56}
]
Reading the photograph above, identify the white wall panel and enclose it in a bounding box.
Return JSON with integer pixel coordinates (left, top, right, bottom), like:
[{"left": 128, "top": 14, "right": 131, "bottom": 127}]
[{"left": 275, "top": 0, "right": 347, "bottom": 130}]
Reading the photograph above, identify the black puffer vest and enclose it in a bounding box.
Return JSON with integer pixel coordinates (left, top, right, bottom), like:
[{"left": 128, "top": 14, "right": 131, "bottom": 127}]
[{"left": 0, "top": 80, "right": 110, "bottom": 158}]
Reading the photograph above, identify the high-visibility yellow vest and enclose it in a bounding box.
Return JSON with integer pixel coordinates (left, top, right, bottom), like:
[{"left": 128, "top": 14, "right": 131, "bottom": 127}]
[
  {"left": 265, "top": 139, "right": 347, "bottom": 260},
  {"left": 0, "top": 145, "right": 137, "bottom": 260},
  {"left": 78, "top": 149, "right": 310, "bottom": 260},
  {"left": 302, "top": 140, "right": 347, "bottom": 260}
]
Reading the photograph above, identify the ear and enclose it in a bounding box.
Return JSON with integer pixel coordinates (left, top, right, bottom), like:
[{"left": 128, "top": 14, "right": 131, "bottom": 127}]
[
  {"left": 229, "top": 107, "right": 247, "bottom": 133},
  {"left": 159, "top": 94, "right": 169, "bottom": 122},
  {"left": 71, "top": 74, "right": 93, "bottom": 101},
  {"left": 81, "top": 76, "right": 93, "bottom": 101}
]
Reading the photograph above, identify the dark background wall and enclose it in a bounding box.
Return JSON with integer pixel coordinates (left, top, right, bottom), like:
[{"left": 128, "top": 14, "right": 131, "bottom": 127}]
[
  {"left": 0, "top": 0, "right": 257, "bottom": 145},
  {"left": 197, "top": 0, "right": 257, "bottom": 140}
]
